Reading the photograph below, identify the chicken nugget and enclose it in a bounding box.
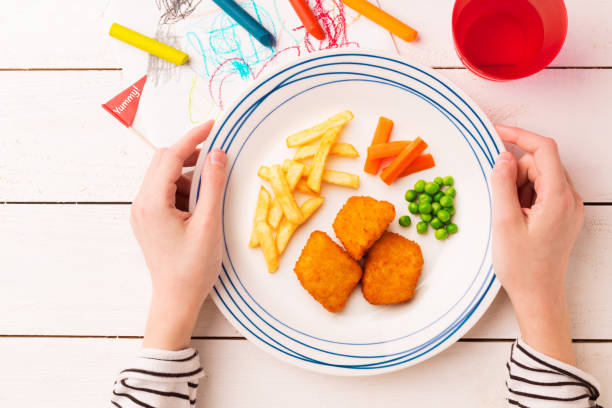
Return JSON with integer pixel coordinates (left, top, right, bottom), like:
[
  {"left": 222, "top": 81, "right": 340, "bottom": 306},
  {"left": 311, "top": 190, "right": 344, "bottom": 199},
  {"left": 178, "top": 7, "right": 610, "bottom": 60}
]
[
  {"left": 362, "top": 232, "right": 423, "bottom": 305},
  {"left": 332, "top": 196, "right": 395, "bottom": 260},
  {"left": 294, "top": 231, "right": 363, "bottom": 313}
]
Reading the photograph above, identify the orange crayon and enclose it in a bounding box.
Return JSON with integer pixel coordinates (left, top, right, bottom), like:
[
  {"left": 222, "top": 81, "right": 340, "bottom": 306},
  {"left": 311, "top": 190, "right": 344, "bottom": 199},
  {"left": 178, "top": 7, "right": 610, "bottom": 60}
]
[
  {"left": 289, "top": 0, "right": 326, "bottom": 40},
  {"left": 341, "top": 0, "right": 418, "bottom": 42}
]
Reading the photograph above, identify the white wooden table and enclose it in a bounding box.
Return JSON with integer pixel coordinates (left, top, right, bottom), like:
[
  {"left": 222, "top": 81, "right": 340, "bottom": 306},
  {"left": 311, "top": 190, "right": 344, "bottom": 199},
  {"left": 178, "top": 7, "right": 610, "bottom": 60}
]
[{"left": 1, "top": 1, "right": 610, "bottom": 406}]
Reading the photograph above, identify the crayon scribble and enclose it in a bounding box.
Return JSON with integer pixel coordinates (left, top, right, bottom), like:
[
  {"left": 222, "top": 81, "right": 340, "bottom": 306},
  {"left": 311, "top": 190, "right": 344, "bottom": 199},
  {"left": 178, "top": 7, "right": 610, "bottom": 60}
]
[
  {"left": 185, "top": 0, "right": 356, "bottom": 117},
  {"left": 303, "top": 0, "right": 356, "bottom": 51},
  {"left": 186, "top": 1, "right": 277, "bottom": 81},
  {"left": 147, "top": 0, "right": 204, "bottom": 84},
  {"left": 147, "top": 25, "right": 183, "bottom": 85},
  {"left": 156, "top": 0, "right": 202, "bottom": 23},
  {"left": 188, "top": 75, "right": 217, "bottom": 123},
  {"left": 273, "top": 0, "right": 300, "bottom": 46}
]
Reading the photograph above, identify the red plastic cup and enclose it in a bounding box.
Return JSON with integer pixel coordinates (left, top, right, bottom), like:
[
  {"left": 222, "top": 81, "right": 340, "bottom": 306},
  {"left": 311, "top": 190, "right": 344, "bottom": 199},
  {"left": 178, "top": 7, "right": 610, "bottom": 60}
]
[{"left": 452, "top": 0, "right": 568, "bottom": 81}]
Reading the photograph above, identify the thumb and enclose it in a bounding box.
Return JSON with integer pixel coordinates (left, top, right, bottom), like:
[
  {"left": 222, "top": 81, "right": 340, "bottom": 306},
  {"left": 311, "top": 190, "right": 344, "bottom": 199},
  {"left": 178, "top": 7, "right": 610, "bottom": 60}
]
[
  {"left": 192, "top": 149, "right": 227, "bottom": 225},
  {"left": 491, "top": 152, "right": 523, "bottom": 228}
]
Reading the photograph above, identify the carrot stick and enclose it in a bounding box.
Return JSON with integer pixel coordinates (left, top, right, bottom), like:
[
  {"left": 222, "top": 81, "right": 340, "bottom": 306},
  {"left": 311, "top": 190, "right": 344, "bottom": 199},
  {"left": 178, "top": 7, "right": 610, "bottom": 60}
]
[
  {"left": 380, "top": 137, "right": 428, "bottom": 185},
  {"left": 364, "top": 116, "right": 393, "bottom": 174},
  {"left": 367, "top": 141, "right": 411, "bottom": 160},
  {"left": 398, "top": 154, "right": 435, "bottom": 178}
]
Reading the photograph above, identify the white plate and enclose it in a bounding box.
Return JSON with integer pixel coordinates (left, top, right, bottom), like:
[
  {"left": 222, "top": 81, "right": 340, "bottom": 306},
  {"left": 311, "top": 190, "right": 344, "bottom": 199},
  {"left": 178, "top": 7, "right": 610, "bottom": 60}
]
[{"left": 190, "top": 49, "right": 503, "bottom": 376}]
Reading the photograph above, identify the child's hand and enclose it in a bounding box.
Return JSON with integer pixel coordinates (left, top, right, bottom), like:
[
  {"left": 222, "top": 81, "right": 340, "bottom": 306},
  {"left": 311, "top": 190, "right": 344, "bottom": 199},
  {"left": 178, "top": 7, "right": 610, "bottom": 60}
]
[
  {"left": 130, "top": 121, "right": 227, "bottom": 350},
  {"left": 491, "top": 125, "right": 583, "bottom": 365}
]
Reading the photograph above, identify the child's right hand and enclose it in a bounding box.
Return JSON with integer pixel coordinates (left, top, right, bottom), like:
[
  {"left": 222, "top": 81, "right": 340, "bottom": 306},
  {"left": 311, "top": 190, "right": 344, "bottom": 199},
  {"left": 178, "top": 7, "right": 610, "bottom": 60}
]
[{"left": 491, "top": 125, "right": 584, "bottom": 365}]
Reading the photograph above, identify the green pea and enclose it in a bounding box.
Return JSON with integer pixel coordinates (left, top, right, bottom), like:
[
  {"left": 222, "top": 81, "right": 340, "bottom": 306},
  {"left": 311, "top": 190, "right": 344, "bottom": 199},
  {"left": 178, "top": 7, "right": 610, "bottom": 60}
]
[
  {"left": 431, "top": 202, "right": 441, "bottom": 215},
  {"left": 420, "top": 213, "right": 432, "bottom": 223},
  {"left": 416, "top": 221, "right": 428, "bottom": 234},
  {"left": 398, "top": 215, "right": 411, "bottom": 227},
  {"left": 445, "top": 187, "right": 456, "bottom": 197},
  {"left": 440, "top": 195, "right": 454, "bottom": 208},
  {"left": 447, "top": 206, "right": 456, "bottom": 216},
  {"left": 435, "top": 228, "right": 449, "bottom": 240},
  {"left": 405, "top": 189, "right": 417, "bottom": 202},
  {"left": 437, "top": 209, "right": 450, "bottom": 222},
  {"left": 434, "top": 176, "right": 444, "bottom": 186},
  {"left": 418, "top": 193, "right": 432, "bottom": 204},
  {"left": 433, "top": 191, "right": 444, "bottom": 202},
  {"left": 414, "top": 180, "right": 426, "bottom": 193},
  {"left": 443, "top": 176, "right": 454, "bottom": 186},
  {"left": 418, "top": 202, "right": 432, "bottom": 214},
  {"left": 447, "top": 223, "right": 459, "bottom": 234},
  {"left": 424, "top": 182, "right": 439, "bottom": 195},
  {"left": 408, "top": 202, "right": 419, "bottom": 214},
  {"left": 430, "top": 217, "right": 444, "bottom": 229}
]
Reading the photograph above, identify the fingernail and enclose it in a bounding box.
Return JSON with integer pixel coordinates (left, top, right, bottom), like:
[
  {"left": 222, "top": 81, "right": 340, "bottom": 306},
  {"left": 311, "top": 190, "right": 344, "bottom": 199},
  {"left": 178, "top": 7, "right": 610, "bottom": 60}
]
[
  {"left": 210, "top": 149, "right": 226, "bottom": 166},
  {"left": 496, "top": 152, "right": 513, "bottom": 164}
]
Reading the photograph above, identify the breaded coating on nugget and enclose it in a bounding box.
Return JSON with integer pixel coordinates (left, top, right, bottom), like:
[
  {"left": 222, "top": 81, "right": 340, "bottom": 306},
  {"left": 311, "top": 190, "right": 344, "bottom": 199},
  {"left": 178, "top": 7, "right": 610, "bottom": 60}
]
[
  {"left": 362, "top": 232, "right": 423, "bottom": 305},
  {"left": 294, "top": 231, "right": 363, "bottom": 313},
  {"left": 332, "top": 196, "right": 395, "bottom": 260}
]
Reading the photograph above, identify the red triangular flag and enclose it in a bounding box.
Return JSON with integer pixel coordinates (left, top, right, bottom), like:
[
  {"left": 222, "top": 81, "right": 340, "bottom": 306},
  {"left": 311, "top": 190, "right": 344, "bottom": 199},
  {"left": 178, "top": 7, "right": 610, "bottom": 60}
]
[{"left": 102, "top": 75, "right": 147, "bottom": 127}]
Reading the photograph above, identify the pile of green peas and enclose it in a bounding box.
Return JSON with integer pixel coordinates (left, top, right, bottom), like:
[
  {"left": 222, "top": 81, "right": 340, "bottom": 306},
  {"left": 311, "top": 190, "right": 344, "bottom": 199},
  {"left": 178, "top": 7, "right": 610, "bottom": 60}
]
[{"left": 398, "top": 176, "right": 458, "bottom": 240}]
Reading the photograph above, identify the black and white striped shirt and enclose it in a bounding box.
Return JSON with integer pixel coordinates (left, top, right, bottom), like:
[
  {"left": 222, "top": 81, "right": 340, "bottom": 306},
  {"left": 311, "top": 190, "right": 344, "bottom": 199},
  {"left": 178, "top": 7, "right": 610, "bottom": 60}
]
[
  {"left": 111, "top": 348, "right": 204, "bottom": 408},
  {"left": 507, "top": 340, "right": 602, "bottom": 407},
  {"left": 111, "top": 341, "right": 602, "bottom": 407}
]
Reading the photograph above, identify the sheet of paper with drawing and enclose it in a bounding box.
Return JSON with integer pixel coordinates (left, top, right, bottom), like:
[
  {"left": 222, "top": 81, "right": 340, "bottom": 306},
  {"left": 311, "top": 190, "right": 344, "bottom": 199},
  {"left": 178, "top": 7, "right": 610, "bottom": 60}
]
[{"left": 107, "top": 0, "right": 398, "bottom": 147}]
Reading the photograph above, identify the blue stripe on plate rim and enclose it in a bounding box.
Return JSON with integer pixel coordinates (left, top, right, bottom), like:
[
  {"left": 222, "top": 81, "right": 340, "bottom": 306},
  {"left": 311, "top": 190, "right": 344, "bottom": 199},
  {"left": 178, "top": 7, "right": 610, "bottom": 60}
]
[
  {"left": 192, "top": 50, "right": 501, "bottom": 372},
  {"left": 201, "top": 53, "right": 498, "bottom": 356}
]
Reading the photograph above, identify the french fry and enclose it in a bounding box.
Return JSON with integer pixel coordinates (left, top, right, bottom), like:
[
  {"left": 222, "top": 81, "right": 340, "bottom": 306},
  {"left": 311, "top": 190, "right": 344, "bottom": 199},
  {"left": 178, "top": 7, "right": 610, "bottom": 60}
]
[
  {"left": 276, "top": 197, "right": 325, "bottom": 255},
  {"left": 269, "top": 165, "right": 303, "bottom": 224},
  {"left": 321, "top": 169, "right": 360, "bottom": 188},
  {"left": 268, "top": 199, "right": 284, "bottom": 229},
  {"left": 255, "top": 221, "right": 278, "bottom": 273},
  {"left": 294, "top": 163, "right": 359, "bottom": 189},
  {"left": 249, "top": 187, "right": 271, "bottom": 248},
  {"left": 293, "top": 142, "right": 359, "bottom": 160},
  {"left": 307, "top": 126, "right": 341, "bottom": 193},
  {"left": 295, "top": 179, "right": 317, "bottom": 195},
  {"left": 280, "top": 159, "right": 292, "bottom": 173},
  {"left": 258, "top": 162, "right": 303, "bottom": 190},
  {"left": 267, "top": 161, "right": 305, "bottom": 228},
  {"left": 285, "top": 161, "right": 305, "bottom": 190},
  {"left": 257, "top": 166, "right": 271, "bottom": 180},
  {"left": 286, "top": 110, "right": 353, "bottom": 148}
]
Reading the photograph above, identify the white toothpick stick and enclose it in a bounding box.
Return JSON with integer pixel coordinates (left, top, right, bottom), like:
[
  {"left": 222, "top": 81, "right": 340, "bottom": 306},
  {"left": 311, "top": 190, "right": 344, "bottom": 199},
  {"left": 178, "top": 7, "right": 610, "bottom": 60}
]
[{"left": 129, "top": 127, "right": 157, "bottom": 150}]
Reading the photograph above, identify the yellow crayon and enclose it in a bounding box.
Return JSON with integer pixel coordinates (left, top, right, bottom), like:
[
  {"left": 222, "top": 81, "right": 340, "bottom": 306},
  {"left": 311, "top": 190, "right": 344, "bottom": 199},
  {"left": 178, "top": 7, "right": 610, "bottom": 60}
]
[{"left": 109, "top": 23, "right": 189, "bottom": 66}]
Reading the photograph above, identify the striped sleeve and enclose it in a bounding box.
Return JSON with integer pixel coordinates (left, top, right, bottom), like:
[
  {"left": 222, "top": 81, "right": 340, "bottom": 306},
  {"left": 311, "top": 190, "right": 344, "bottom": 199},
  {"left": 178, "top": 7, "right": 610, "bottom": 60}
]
[
  {"left": 506, "top": 340, "right": 602, "bottom": 408},
  {"left": 111, "top": 348, "right": 204, "bottom": 408}
]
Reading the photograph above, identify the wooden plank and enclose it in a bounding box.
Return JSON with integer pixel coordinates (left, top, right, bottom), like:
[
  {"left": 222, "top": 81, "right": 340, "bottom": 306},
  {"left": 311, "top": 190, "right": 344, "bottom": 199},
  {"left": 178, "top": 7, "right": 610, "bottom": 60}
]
[
  {"left": 2, "top": 1, "right": 611, "bottom": 68},
  {"left": 2, "top": 68, "right": 612, "bottom": 202},
  {"left": 0, "top": 0, "right": 119, "bottom": 69},
  {"left": 0, "top": 70, "right": 154, "bottom": 202},
  {"left": 379, "top": 0, "right": 612, "bottom": 68},
  {"left": 0, "top": 204, "right": 610, "bottom": 339},
  {"left": 0, "top": 204, "right": 237, "bottom": 337},
  {"left": 0, "top": 338, "right": 608, "bottom": 407}
]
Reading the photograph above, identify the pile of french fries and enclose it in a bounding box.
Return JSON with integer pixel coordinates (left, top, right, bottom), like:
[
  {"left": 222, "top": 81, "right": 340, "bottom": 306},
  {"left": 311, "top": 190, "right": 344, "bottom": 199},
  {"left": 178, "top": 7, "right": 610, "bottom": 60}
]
[{"left": 249, "top": 111, "right": 360, "bottom": 272}]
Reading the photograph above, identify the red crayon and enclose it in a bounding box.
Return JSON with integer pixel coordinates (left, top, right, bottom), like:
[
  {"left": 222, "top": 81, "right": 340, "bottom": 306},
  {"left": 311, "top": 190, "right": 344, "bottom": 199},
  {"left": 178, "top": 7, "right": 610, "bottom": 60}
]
[{"left": 289, "top": 0, "right": 326, "bottom": 40}]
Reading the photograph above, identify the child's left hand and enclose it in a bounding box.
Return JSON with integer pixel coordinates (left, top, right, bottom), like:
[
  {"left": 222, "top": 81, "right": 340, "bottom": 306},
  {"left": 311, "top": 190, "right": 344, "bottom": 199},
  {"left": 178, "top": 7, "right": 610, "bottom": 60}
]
[{"left": 130, "top": 121, "right": 227, "bottom": 350}]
